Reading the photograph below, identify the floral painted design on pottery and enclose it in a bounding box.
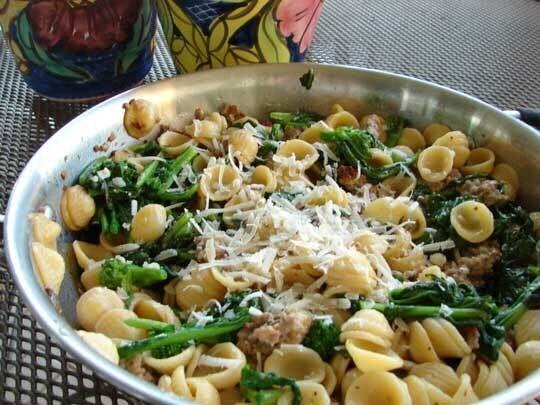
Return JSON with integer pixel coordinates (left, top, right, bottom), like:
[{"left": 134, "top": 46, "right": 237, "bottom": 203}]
[
  {"left": 0, "top": 0, "right": 157, "bottom": 100},
  {"left": 157, "top": 0, "right": 324, "bottom": 73}
]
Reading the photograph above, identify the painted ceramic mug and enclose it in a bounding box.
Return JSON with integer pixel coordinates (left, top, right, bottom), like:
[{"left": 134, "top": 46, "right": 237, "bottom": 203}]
[
  {"left": 0, "top": 0, "right": 157, "bottom": 101},
  {"left": 157, "top": 0, "right": 323, "bottom": 73}
]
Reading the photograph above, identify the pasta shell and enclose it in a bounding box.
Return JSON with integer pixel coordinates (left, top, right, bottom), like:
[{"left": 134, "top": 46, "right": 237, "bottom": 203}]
[
  {"left": 450, "top": 201, "right": 494, "bottom": 243},
  {"left": 94, "top": 308, "right": 146, "bottom": 340},
  {"left": 31, "top": 242, "right": 65, "bottom": 295},
  {"left": 29, "top": 213, "right": 61, "bottom": 250},
  {"left": 76, "top": 287, "right": 124, "bottom": 331},
  {"left": 61, "top": 185, "right": 96, "bottom": 231},
  {"left": 344, "top": 371, "right": 411, "bottom": 405},
  {"left": 264, "top": 345, "right": 326, "bottom": 383},
  {"left": 77, "top": 330, "right": 119, "bottom": 365},
  {"left": 130, "top": 204, "right": 168, "bottom": 244}
]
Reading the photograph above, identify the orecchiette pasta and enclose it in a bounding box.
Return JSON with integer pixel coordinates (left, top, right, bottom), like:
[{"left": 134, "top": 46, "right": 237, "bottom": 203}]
[
  {"left": 250, "top": 165, "right": 277, "bottom": 192},
  {"left": 381, "top": 174, "right": 416, "bottom": 197},
  {"left": 29, "top": 213, "right": 61, "bottom": 250},
  {"left": 175, "top": 269, "right": 227, "bottom": 310},
  {"left": 326, "top": 105, "right": 359, "bottom": 129},
  {"left": 228, "top": 128, "right": 259, "bottom": 165},
  {"left": 265, "top": 345, "right": 326, "bottom": 383},
  {"left": 73, "top": 240, "right": 113, "bottom": 270},
  {"left": 61, "top": 185, "right": 96, "bottom": 231},
  {"left": 158, "top": 131, "right": 195, "bottom": 157},
  {"left": 189, "top": 342, "right": 246, "bottom": 389},
  {"left": 461, "top": 147, "right": 495, "bottom": 175},
  {"left": 344, "top": 371, "right": 411, "bottom": 405},
  {"left": 433, "top": 130, "right": 471, "bottom": 168},
  {"left": 123, "top": 98, "right": 160, "bottom": 139},
  {"left": 492, "top": 163, "right": 519, "bottom": 200},
  {"left": 77, "top": 331, "right": 119, "bottom": 364},
  {"left": 133, "top": 298, "right": 179, "bottom": 325},
  {"left": 450, "top": 200, "right": 494, "bottom": 243},
  {"left": 422, "top": 123, "right": 450, "bottom": 145},
  {"left": 515, "top": 310, "right": 540, "bottom": 345},
  {"left": 327, "top": 250, "right": 377, "bottom": 296},
  {"left": 76, "top": 287, "right": 124, "bottom": 331},
  {"left": 515, "top": 340, "right": 540, "bottom": 380},
  {"left": 171, "top": 366, "right": 220, "bottom": 405},
  {"left": 130, "top": 204, "right": 168, "bottom": 244},
  {"left": 300, "top": 121, "right": 333, "bottom": 144},
  {"left": 306, "top": 185, "right": 348, "bottom": 207},
  {"left": 341, "top": 309, "right": 403, "bottom": 372},
  {"left": 404, "top": 375, "right": 452, "bottom": 405},
  {"left": 199, "top": 164, "right": 243, "bottom": 201},
  {"left": 275, "top": 139, "right": 319, "bottom": 173},
  {"left": 456, "top": 342, "right": 515, "bottom": 399},
  {"left": 31, "top": 242, "right": 65, "bottom": 295},
  {"left": 408, "top": 318, "right": 471, "bottom": 363},
  {"left": 409, "top": 362, "right": 460, "bottom": 395},
  {"left": 398, "top": 127, "right": 426, "bottom": 152},
  {"left": 94, "top": 308, "right": 146, "bottom": 340},
  {"left": 368, "top": 148, "right": 393, "bottom": 167},
  {"left": 417, "top": 145, "right": 455, "bottom": 182}
]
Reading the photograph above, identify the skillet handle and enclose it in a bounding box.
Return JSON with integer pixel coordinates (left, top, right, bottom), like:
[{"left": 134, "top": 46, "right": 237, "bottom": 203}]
[{"left": 517, "top": 108, "right": 540, "bottom": 129}]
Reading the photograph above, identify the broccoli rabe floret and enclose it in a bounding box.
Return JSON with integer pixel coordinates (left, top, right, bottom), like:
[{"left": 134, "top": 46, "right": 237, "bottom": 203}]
[
  {"left": 99, "top": 258, "right": 167, "bottom": 293},
  {"left": 302, "top": 319, "right": 340, "bottom": 361},
  {"left": 240, "top": 366, "right": 301, "bottom": 405}
]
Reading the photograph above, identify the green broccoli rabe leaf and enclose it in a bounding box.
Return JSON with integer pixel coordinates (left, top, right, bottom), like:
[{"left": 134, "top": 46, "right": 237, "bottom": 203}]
[
  {"left": 321, "top": 127, "right": 417, "bottom": 182},
  {"left": 79, "top": 158, "right": 139, "bottom": 198},
  {"left": 240, "top": 366, "right": 301, "bottom": 405},
  {"left": 118, "top": 310, "right": 250, "bottom": 359},
  {"left": 493, "top": 204, "right": 537, "bottom": 268},
  {"left": 385, "top": 115, "right": 409, "bottom": 147},
  {"left": 389, "top": 277, "right": 499, "bottom": 317},
  {"left": 299, "top": 68, "right": 315, "bottom": 90},
  {"left": 269, "top": 111, "right": 322, "bottom": 127},
  {"left": 129, "top": 140, "right": 161, "bottom": 156},
  {"left": 302, "top": 319, "right": 341, "bottom": 361},
  {"left": 490, "top": 266, "right": 540, "bottom": 306},
  {"left": 99, "top": 258, "right": 168, "bottom": 293},
  {"left": 161, "top": 212, "right": 197, "bottom": 249},
  {"left": 257, "top": 141, "right": 279, "bottom": 161}
]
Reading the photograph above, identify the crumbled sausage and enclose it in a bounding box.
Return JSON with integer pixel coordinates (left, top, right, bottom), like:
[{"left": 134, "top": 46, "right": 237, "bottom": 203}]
[
  {"left": 120, "top": 355, "right": 156, "bottom": 383},
  {"left": 337, "top": 165, "right": 367, "bottom": 192},
  {"left": 359, "top": 114, "right": 387, "bottom": 142},
  {"left": 458, "top": 178, "right": 509, "bottom": 206},
  {"left": 237, "top": 311, "right": 312, "bottom": 358},
  {"left": 444, "top": 240, "right": 501, "bottom": 286},
  {"left": 283, "top": 125, "right": 302, "bottom": 140},
  {"left": 427, "top": 169, "right": 462, "bottom": 192},
  {"left": 221, "top": 104, "right": 245, "bottom": 123}
]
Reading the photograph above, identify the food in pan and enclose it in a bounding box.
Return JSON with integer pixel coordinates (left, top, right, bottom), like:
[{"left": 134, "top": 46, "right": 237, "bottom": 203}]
[{"left": 31, "top": 100, "right": 540, "bottom": 404}]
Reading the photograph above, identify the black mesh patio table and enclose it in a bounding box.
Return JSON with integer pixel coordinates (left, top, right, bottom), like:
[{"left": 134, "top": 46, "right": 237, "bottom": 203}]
[{"left": 1, "top": 0, "right": 539, "bottom": 403}]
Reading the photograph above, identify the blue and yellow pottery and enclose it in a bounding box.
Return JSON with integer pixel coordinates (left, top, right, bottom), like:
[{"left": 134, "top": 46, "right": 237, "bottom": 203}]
[
  {"left": 0, "top": 0, "right": 157, "bottom": 101},
  {"left": 157, "top": 0, "right": 324, "bottom": 73}
]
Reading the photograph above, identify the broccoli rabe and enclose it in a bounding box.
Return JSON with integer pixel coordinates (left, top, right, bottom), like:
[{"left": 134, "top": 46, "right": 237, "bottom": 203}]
[
  {"left": 118, "top": 310, "right": 250, "bottom": 358},
  {"left": 384, "top": 115, "right": 409, "bottom": 147},
  {"left": 361, "top": 275, "right": 540, "bottom": 361},
  {"left": 161, "top": 212, "right": 197, "bottom": 249},
  {"left": 321, "top": 127, "right": 417, "bottom": 182},
  {"left": 99, "top": 258, "right": 168, "bottom": 293},
  {"left": 269, "top": 111, "right": 322, "bottom": 127},
  {"left": 302, "top": 319, "right": 341, "bottom": 361},
  {"left": 240, "top": 366, "right": 301, "bottom": 405}
]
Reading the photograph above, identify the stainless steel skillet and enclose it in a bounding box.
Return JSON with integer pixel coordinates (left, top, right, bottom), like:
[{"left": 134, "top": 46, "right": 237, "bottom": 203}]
[{"left": 4, "top": 63, "right": 540, "bottom": 404}]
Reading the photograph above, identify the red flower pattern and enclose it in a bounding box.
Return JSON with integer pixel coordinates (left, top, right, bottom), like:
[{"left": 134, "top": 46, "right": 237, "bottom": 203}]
[
  {"left": 276, "top": 0, "right": 323, "bottom": 53},
  {"left": 26, "top": 0, "right": 141, "bottom": 54}
]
